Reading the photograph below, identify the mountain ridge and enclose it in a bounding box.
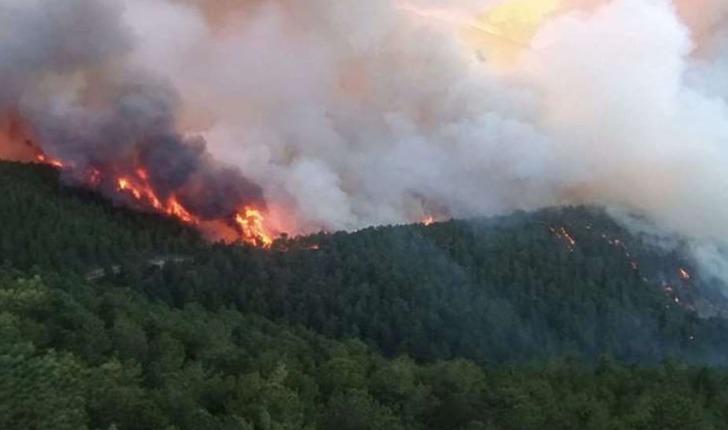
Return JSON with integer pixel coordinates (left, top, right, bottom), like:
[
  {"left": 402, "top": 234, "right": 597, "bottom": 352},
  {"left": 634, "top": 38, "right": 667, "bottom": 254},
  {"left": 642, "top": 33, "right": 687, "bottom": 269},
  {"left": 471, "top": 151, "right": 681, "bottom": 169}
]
[{"left": 2, "top": 161, "right": 728, "bottom": 366}]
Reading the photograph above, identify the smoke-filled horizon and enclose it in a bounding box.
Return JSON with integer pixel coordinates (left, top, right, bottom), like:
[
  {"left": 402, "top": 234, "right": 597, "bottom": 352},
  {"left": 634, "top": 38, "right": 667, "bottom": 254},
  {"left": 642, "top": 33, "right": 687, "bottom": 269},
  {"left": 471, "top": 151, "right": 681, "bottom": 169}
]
[{"left": 3, "top": 0, "right": 728, "bottom": 274}]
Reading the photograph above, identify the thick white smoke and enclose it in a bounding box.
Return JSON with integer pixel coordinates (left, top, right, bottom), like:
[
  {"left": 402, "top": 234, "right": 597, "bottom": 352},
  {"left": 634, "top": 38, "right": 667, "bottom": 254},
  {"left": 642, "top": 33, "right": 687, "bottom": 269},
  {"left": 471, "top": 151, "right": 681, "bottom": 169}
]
[
  {"left": 119, "top": 0, "right": 564, "bottom": 232},
  {"left": 4, "top": 0, "right": 728, "bottom": 276},
  {"left": 119, "top": 0, "right": 728, "bottom": 236}
]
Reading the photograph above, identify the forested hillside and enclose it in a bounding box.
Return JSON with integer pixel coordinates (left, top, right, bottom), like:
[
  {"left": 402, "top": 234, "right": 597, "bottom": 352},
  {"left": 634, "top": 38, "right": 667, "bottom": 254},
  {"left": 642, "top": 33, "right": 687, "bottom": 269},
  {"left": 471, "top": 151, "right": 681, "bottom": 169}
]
[
  {"left": 0, "top": 162, "right": 199, "bottom": 273},
  {"left": 3, "top": 271, "right": 728, "bottom": 430},
  {"left": 3, "top": 162, "right": 727, "bottom": 365},
  {"left": 2, "top": 161, "right": 728, "bottom": 429}
]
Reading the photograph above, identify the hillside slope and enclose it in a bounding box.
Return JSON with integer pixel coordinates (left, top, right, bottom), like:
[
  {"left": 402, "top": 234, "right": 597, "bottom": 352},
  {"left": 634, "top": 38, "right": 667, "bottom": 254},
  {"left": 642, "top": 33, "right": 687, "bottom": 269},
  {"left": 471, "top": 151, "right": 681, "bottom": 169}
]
[
  {"left": 142, "top": 207, "right": 728, "bottom": 365},
  {"left": 0, "top": 162, "right": 199, "bottom": 273},
  {"left": 2, "top": 161, "right": 728, "bottom": 366},
  {"left": 2, "top": 161, "right": 728, "bottom": 429}
]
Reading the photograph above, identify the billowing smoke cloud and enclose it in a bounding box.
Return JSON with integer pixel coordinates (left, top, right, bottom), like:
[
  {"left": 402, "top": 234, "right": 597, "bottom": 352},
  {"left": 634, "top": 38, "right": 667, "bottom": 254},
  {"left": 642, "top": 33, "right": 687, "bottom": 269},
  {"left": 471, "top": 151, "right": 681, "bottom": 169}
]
[
  {"left": 117, "top": 0, "right": 565, "bottom": 233},
  {"left": 3, "top": 0, "right": 728, "bottom": 274},
  {"left": 0, "top": 0, "right": 264, "bottom": 226}
]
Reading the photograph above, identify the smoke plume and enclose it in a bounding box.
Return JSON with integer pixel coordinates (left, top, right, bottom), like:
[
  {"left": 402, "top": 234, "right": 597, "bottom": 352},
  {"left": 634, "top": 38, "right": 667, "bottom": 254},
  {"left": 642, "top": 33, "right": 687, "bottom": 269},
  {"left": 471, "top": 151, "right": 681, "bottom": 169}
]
[
  {"left": 0, "top": 0, "right": 264, "bottom": 235},
  {"left": 3, "top": 0, "right": 728, "bottom": 273}
]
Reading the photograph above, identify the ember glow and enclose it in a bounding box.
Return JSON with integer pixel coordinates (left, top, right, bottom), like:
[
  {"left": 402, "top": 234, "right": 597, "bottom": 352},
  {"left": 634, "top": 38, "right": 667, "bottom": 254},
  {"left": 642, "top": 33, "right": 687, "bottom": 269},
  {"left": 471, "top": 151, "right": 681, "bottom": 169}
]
[
  {"left": 35, "top": 154, "right": 64, "bottom": 169},
  {"left": 421, "top": 216, "right": 436, "bottom": 226},
  {"left": 679, "top": 268, "right": 692, "bottom": 281},
  {"left": 550, "top": 226, "right": 577, "bottom": 252}
]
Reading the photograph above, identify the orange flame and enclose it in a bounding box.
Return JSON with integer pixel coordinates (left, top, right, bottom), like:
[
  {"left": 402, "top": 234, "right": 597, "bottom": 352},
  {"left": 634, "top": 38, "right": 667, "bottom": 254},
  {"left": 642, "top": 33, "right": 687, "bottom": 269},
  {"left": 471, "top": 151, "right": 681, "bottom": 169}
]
[
  {"left": 117, "top": 177, "right": 142, "bottom": 200},
  {"left": 234, "top": 207, "right": 274, "bottom": 247},
  {"left": 117, "top": 175, "right": 274, "bottom": 246},
  {"left": 422, "top": 216, "right": 436, "bottom": 226},
  {"left": 116, "top": 175, "right": 200, "bottom": 226},
  {"left": 33, "top": 150, "right": 275, "bottom": 248},
  {"left": 167, "top": 196, "right": 199, "bottom": 225},
  {"left": 35, "top": 153, "right": 64, "bottom": 169}
]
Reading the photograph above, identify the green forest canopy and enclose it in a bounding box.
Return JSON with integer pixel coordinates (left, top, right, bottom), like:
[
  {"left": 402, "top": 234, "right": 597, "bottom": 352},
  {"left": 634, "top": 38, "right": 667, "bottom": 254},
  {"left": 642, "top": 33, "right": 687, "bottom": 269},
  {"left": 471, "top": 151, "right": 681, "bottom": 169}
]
[{"left": 1, "top": 161, "right": 728, "bottom": 429}]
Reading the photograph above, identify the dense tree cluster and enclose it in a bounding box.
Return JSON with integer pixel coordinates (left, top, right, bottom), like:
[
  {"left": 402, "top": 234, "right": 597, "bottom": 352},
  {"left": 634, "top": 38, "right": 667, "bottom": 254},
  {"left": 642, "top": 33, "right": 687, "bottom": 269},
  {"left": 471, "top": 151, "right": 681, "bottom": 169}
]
[
  {"left": 2, "top": 272, "right": 728, "bottom": 430},
  {"left": 0, "top": 163, "right": 198, "bottom": 273},
  {"left": 150, "top": 211, "right": 728, "bottom": 365},
  {"left": 2, "top": 161, "right": 728, "bottom": 429}
]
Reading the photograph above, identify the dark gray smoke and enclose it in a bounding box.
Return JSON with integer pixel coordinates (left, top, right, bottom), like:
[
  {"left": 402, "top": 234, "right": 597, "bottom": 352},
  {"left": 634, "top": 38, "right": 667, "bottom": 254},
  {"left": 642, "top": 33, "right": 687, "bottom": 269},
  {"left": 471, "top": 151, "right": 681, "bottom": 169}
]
[
  {"left": 0, "top": 0, "right": 128, "bottom": 104},
  {"left": 0, "top": 0, "right": 264, "bottom": 222}
]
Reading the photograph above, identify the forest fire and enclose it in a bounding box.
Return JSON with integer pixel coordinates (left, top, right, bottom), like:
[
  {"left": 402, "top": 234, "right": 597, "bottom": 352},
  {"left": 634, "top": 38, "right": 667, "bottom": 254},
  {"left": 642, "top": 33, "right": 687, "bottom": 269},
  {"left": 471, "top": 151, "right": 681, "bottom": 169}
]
[
  {"left": 116, "top": 175, "right": 200, "bottom": 226},
  {"left": 115, "top": 173, "right": 274, "bottom": 247},
  {"left": 32, "top": 152, "right": 275, "bottom": 247},
  {"left": 4, "top": 0, "right": 728, "bottom": 260},
  {"left": 2, "top": 108, "right": 281, "bottom": 249}
]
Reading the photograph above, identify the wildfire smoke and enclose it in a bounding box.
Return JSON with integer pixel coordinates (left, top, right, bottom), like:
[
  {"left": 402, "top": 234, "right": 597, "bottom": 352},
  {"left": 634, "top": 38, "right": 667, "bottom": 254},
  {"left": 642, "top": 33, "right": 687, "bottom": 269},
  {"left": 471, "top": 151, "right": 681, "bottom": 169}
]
[{"left": 3, "top": 0, "right": 728, "bottom": 274}]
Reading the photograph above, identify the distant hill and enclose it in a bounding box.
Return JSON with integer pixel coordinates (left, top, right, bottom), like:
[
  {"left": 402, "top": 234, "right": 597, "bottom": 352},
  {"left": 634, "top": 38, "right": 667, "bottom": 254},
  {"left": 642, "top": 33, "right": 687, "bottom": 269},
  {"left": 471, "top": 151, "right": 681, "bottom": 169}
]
[{"left": 2, "top": 161, "right": 728, "bottom": 366}]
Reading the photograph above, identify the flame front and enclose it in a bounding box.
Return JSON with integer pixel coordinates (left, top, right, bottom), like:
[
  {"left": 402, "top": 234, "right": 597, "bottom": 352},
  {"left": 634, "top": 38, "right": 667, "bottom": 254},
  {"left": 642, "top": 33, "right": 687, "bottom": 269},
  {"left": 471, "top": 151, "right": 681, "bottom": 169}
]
[
  {"left": 117, "top": 176, "right": 170, "bottom": 216},
  {"left": 117, "top": 175, "right": 200, "bottom": 226},
  {"left": 118, "top": 170, "right": 200, "bottom": 225},
  {"left": 30, "top": 150, "right": 276, "bottom": 247},
  {"left": 119, "top": 176, "right": 275, "bottom": 246}
]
